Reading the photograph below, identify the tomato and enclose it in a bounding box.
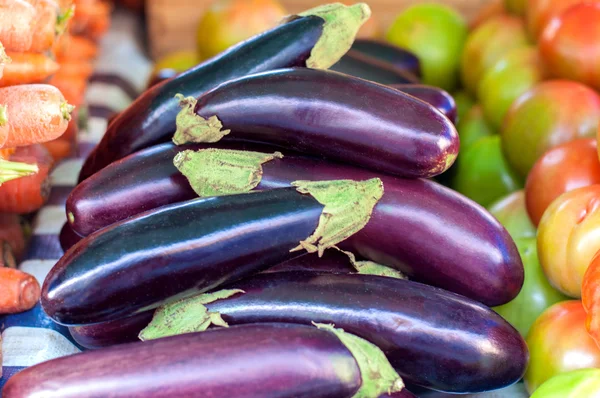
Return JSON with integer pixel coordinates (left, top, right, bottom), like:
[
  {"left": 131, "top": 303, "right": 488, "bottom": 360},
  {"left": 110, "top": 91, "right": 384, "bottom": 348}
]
[
  {"left": 478, "top": 46, "right": 546, "bottom": 130},
  {"left": 493, "top": 238, "right": 569, "bottom": 337},
  {"left": 505, "top": 0, "right": 526, "bottom": 16},
  {"left": 540, "top": 3, "right": 600, "bottom": 91},
  {"left": 525, "top": 139, "right": 600, "bottom": 227},
  {"left": 488, "top": 190, "right": 536, "bottom": 240},
  {"left": 456, "top": 104, "right": 495, "bottom": 151},
  {"left": 524, "top": 301, "right": 600, "bottom": 394},
  {"left": 386, "top": 3, "right": 467, "bottom": 91},
  {"left": 526, "top": 0, "right": 583, "bottom": 40},
  {"left": 537, "top": 185, "right": 600, "bottom": 298},
  {"left": 452, "top": 135, "right": 522, "bottom": 207},
  {"left": 501, "top": 80, "right": 600, "bottom": 178},
  {"left": 453, "top": 90, "right": 475, "bottom": 124},
  {"left": 582, "top": 250, "right": 600, "bottom": 349},
  {"left": 460, "top": 14, "right": 528, "bottom": 96},
  {"left": 530, "top": 369, "right": 600, "bottom": 398}
]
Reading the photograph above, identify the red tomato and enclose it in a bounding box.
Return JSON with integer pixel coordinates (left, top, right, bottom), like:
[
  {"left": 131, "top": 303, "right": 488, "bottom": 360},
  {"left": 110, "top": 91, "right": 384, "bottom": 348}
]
[
  {"left": 526, "top": 138, "right": 600, "bottom": 226},
  {"left": 540, "top": 3, "right": 600, "bottom": 91},
  {"left": 582, "top": 250, "right": 600, "bottom": 350},
  {"left": 526, "top": 0, "right": 583, "bottom": 40},
  {"left": 525, "top": 300, "right": 600, "bottom": 394}
]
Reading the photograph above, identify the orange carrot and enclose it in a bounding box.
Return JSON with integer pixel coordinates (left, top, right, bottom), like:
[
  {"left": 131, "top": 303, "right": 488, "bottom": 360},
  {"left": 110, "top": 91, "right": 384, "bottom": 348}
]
[
  {"left": 0, "top": 52, "right": 59, "bottom": 86},
  {"left": 0, "top": 0, "right": 36, "bottom": 52},
  {"left": 70, "top": 1, "right": 111, "bottom": 39},
  {"left": 0, "top": 267, "right": 40, "bottom": 314},
  {"left": 42, "top": 137, "right": 73, "bottom": 163},
  {"left": 0, "top": 144, "right": 53, "bottom": 213},
  {"left": 0, "top": 103, "right": 8, "bottom": 148},
  {"left": 57, "top": 60, "right": 93, "bottom": 81},
  {"left": 0, "top": 213, "right": 25, "bottom": 262},
  {"left": 0, "top": 147, "right": 15, "bottom": 159},
  {"left": 23, "top": 0, "right": 73, "bottom": 52},
  {"left": 54, "top": 34, "right": 98, "bottom": 61},
  {"left": 0, "top": 84, "right": 74, "bottom": 147},
  {"left": 48, "top": 73, "right": 86, "bottom": 108}
]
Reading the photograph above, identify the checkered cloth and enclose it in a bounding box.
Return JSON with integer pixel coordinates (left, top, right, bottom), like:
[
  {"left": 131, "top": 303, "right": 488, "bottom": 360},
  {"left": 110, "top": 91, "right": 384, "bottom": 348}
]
[{"left": 0, "top": 8, "right": 152, "bottom": 390}]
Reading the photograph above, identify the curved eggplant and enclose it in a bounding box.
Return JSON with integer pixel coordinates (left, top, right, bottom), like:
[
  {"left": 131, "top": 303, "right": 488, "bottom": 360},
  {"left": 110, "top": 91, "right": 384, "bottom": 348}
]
[
  {"left": 350, "top": 39, "right": 421, "bottom": 78},
  {"left": 59, "top": 221, "right": 82, "bottom": 252},
  {"left": 3, "top": 323, "right": 404, "bottom": 398},
  {"left": 331, "top": 50, "right": 419, "bottom": 84},
  {"left": 77, "top": 4, "right": 370, "bottom": 182},
  {"left": 392, "top": 84, "right": 457, "bottom": 124},
  {"left": 65, "top": 144, "right": 523, "bottom": 307},
  {"left": 174, "top": 68, "right": 458, "bottom": 179},
  {"left": 72, "top": 272, "right": 528, "bottom": 393},
  {"left": 43, "top": 188, "right": 324, "bottom": 325}
]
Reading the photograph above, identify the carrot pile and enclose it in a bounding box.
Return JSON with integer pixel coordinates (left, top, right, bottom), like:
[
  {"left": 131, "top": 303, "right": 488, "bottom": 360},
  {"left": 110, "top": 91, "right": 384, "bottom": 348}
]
[{"left": 0, "top": 0, "right": 111, "bottom": 320}]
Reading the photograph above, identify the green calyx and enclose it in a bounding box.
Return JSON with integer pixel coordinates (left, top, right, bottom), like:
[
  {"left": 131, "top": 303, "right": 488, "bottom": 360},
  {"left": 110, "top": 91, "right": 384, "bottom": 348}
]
[
  {"left": 0, "top": 160, "right": 39, "bottom": 185},
  {"left": 281, "top": 3, "right": 371, "bottom": 69},
  {"left": 0, "top": 43, "right": 11, "bottom": 66},
  {"left": 314, "top": 323, "right": 404, "bottom": 398},
  {"left": 138, "top": 289, "right": 244, "bottom": 341},
  {"left": 172, "top": 94, "right": 230, "bottom": 145},
  {"left": 291, "top": 178, "right": 384, "bottom": 256},
  {"left": 173, "top": 148, "right": 283, "bottom": 197},
  {"left": 332, "top": 247, "right": 406, "bottom": 279},
  {"left": 60, "top": 101, "right": 75, "bottom": 121},
  {"left": 56, "top": 4, "right": 75, "bottom": 36}
]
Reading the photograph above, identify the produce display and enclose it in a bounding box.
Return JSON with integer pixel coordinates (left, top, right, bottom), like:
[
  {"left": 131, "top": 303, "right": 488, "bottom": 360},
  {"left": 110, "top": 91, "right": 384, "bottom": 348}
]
[{"left": 4, "top": 0, "right": 600, "bottom": 396}]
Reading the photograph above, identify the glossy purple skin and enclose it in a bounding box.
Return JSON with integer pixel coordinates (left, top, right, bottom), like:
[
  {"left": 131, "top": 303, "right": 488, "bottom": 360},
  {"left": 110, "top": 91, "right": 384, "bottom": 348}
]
[
  {"left": 193, "top": 68, "right": 459, "bottom": 179},
  {"left": 59, "top": 222, "right": 83, "bottom": 252},
  {"left": 77, "top": 16, "right": 325, "bottom": 182},
  {"left": 351, "top": 39, "right": 422, "bottom": 78},
  {"left": 67, "top": 272, "right": 528, "bottom": 393},
  {"left": 43, "top": 188, "right": 323, "bottom": 325},
  {"left": 392, "top": 84, "right": 457, "bottom": 124},
  {"left": 65, "top": 143, "right": 523, "bottom": 306},
  {"left": 2, "top": 324, "right": 362, "bottom": 398},
  {"left": 331, "top": 50, "right": 420, "bottom": 85}
]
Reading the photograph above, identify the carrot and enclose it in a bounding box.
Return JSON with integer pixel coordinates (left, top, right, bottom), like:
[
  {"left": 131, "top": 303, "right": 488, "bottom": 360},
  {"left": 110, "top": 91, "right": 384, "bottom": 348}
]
[
  {"left": 0, "top": 147, "right": 15, "bottom": 159},
  {"left": 0, "top": 52, "right": 59, "bottom": 87},
  {"left": 70, "top": 1, "right": 111, "bottom": 39},
  {"left": 43, "top": 137, "right": 73, "bottom": 162},
  {"left": 0, "top": 42, "right": 10, "bottom": 80},
  {"left": 0, "top": 0, "right": 36, "bottom": 52},
  {"left": 57, "top": 60, "right": 94, "bottom": 81},
  {"left": 0, "top": 103, "right": 8, "bottom": 148},
  {"left": 48, "top": 73, "right": 86, "bottom": 107},
  {"left": 0, "top": 213, "right": 25, "bottom": 262},
  {"left": 0, "top": 144, "right": 53, "bottom": 213},
  {"left": 0, "top": 84, "right": 74, "bottom": 147},
  {"left": 22, "top": 0, "right": 73, "bottom": 52},
  {"left": 54, "top": 34, "right": 98, "bottom": 61},
  {"left": 0, "top": 267, "right": 40, "bottom": 314}
]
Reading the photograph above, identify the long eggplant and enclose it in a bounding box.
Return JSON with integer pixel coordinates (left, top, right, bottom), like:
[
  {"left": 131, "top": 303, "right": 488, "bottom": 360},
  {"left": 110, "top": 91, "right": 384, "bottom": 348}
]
[
  {"left": 44, "top": 177, "right": 390, "bottom": 325},
  {"left": 65, "top": 144, "right": 523, "bottom": 307},
  {"left": 77, "top": 3, "right": 371, "bottom": 182},
  {"left": 393, "top": 84, "right": 457, "bottom": 124},
  {"left": 172, "top": 68, "right": 458, "bottom": 179},
  {"left": 59, "top": 221, "right": 82, "bottom": 252},
  {"left": 70, "top": 272, "right": 528, "bottom": 393},
  {"left": 331, "top": 50, "right": 419, "bottom": 84},
  {"left": 350, "top": 39, "right": 421, "bottom": 78},
  {"left": 3, "top": 323, "right": 408, "bottom": 398}
]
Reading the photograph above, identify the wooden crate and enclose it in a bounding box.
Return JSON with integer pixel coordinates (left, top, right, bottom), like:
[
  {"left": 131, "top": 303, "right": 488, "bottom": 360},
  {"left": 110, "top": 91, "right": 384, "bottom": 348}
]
[{"left": 147, "top": 0, "right": 490, "bottom": 61}]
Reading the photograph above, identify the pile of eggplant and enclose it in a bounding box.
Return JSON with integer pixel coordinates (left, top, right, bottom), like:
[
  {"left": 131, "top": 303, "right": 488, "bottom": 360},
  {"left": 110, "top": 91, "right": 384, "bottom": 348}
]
[{"left": 3, "top": 3, "right": 529, "bottom": 398}]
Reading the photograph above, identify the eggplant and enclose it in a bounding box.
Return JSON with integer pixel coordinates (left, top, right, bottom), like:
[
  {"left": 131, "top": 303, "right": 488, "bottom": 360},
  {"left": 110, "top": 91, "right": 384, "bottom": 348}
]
[
  {"left": 392, "top": 84, "right": 457, "bottom": 124},
  {"left": 350, "top": 39, "right": 421, "bottom": 78},
  {"left": 71, "top": 272, "right": 528, "bottom": 393},
  {"left": 77, "top": 4, "right": 370, "bottom": 182},
  {"left": 59, "top": 221, "right": 82, "bottom": 252},
  {"left": 2, "top": 323, "right": 406, "bottom": 398},
  {"left": 330, "top": 50, "right": 419, "bottom": 84},
  {"left": 65, "top": 145, "right": 523, "bottom": 307},
  {"left": 172, "top": 68, "right": 458, "bottom": 179},
  {"left": 45, "top": 178, "right": 388, "bottom": 325}
]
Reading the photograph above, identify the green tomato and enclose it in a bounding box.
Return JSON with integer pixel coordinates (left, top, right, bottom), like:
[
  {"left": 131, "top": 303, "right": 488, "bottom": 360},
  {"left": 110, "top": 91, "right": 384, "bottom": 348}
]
[
  {"left": 386, "top": 4, "right": 468, "bottom": 91},
  {"left": 453, "top": 90, "right": 475, "bottom": 124},
  {"left": 492, "top": 238, "right": 569, "bottom": 337},
  {"left": 457, "top": 104, "right": 495, "bottom": 150},
  {"left": 478, "top": 46, "right": 546, "bottom": 130},
  {"left": 452, "top": 135, "right": 522, "bottom": 207},
  {"left": 487, "top": 190, "right": 536, "bottom": 240},
  {"left": 530, "top": 369, "right": 600, "bottom": 398}
]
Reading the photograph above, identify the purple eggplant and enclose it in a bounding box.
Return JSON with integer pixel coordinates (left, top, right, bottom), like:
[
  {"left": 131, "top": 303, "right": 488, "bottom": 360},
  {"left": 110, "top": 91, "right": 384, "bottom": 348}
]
[
  {"left": 392, "top": 84, "right": 457, "bottom": 124},
  {"left": 59, "top": 221, "right": 82, "bottom": 252},
  {"left": 351, "top": 39, "right": 421, "bottom": 78},
  {"left": 65, "top": 144, "right": 523, "bottom": 307},
  {"left": 331, "top": 50, "right": 420, "bottom": 84},
  {"left": 77, "top": 4, "right": 370, "bottom": 182},
  {"left": 172, "top": 67, "right": 458, "bottom": 179},
  {"left": 71, "top": 272, "right": 528, "bottom": 393},
  {"left": 43, "top": 188, "right": 325, "bottom": 325},
  {"left": 2, "top": 323, "right": 406, "bottom": 398}
]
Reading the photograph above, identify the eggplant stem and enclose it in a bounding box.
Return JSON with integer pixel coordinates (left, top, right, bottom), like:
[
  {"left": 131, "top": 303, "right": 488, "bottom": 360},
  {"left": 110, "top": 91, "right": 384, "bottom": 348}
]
[
  {"left": 331, "top": 246, "right": 407, "bottom": 279},
  {"left": 172, "top": 94, "right": 230, "bottom": 145}
]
